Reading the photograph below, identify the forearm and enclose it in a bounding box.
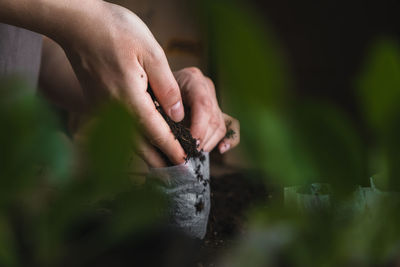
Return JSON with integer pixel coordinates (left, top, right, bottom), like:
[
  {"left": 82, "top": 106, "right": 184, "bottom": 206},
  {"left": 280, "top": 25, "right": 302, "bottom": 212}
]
[
  {"left": 39, "top": 37, "right": 87, "bottom": 112},
  {"left": 0, "top": 0, "right": 100, "bottom": 43}
]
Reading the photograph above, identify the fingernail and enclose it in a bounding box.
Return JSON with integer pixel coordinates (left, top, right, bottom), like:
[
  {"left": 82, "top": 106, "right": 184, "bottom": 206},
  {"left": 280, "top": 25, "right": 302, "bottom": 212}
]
[
  {"left": 220, "top": 143, "right": 230, "bottom": 154},
  {"left": 169, "top": 101, "right": 184, "bottom": 122}
]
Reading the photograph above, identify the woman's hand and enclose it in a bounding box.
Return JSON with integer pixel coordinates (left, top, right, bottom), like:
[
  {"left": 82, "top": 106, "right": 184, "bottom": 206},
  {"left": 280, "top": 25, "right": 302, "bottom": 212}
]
[
  {"left": 1, "top": 0, "right": 187, "bottom": 164},
  {"left": 40, "top": 39, "right": 240, "bottom": 168},
  {"left": 1, "top": 0, "right": 239, "bottom": 167},
  {"left": 138, "top": 67, "right": 240, "bottom": 168},
  {"left": 59, "top": 1, "right": 189, "bottom": 165}
]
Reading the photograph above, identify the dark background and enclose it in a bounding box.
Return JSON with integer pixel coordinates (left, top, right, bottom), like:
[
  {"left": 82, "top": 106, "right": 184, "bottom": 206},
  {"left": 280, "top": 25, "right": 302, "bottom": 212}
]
[{"left": 252, "top": 0, "right": 399, "bottom": 117}]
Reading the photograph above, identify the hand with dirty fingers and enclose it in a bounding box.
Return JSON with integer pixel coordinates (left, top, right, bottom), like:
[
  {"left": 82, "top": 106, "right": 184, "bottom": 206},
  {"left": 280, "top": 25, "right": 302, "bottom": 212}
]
[
  {"left": 138, "top": 67, "right": 240, "bottom": 168},
  {"left": 0, "top": 0, "right": 239, "bottom": 168},
  {"left": 0, "top": 0, "right": 186, "bottom": 164}
]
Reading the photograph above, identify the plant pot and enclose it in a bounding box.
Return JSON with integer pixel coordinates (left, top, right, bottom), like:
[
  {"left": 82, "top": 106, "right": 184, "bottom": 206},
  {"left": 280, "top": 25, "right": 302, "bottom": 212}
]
[
  {"left": 147, "top": 152, "right": 210, "bottom": 239},
  {"left": 284, "top": 183, "right": 331, "bottom": 211}
]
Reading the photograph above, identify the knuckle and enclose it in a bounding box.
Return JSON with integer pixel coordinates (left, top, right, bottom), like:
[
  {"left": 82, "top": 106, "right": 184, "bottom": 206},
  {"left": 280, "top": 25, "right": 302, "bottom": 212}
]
[
  {"left": 199, "top": 96, "right": 213, "bottom": 110},
  {"left": 148, "top": 45, "right": 165, "bottom": 63},
  {"left": 184, "top": 67, "right": 203, "bottom": 77},
  {"left": 159, "top": 85, "right": 180, "bottom": 105},
  {"left": 210, "top": 117, "right": 220, "bottom": 129}
]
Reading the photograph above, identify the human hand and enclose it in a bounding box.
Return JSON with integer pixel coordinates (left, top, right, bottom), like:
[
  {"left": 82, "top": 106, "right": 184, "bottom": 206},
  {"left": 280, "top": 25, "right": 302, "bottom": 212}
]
[
  {"left": 54, "top": 1, "right": 187, "bottom": 165},
  {"left": 0, "top": 0, "right": 239, "bottom": 167},
  {"left": 137, "top": 67, "right": 240, "bottom": 168},
  {"left": 175, "top": 68, "right": 240, "bottom": 153}
]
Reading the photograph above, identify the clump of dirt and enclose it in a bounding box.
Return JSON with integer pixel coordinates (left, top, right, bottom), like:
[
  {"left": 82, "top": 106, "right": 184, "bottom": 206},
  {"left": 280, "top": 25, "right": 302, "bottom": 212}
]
[
  {"left": 225, "top": 120, "right": 236, "bottom": 139},
  {"left": 225, "top": 129, "right": 235, "bottom": 139},
  {"left": 147, "top": 87, "right": 205, "bottom": 163},
  {"left": 195, "top": 197, "right": 204, "bottom": 214},
  {"left": 195, "top": 165, "right": 208, "bottom": 186}
]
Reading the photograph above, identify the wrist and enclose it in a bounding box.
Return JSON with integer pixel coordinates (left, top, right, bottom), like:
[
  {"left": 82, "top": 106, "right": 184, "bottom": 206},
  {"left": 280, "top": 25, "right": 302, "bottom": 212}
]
[
  {"left": 45, "top": 0, "right": 107, "bottom": 46},
  {"left": 0, "top": 0, "right": 102, "bottom": 44},
  {"left": 39, "top": 0, "right": 104, "bottom": 45}
]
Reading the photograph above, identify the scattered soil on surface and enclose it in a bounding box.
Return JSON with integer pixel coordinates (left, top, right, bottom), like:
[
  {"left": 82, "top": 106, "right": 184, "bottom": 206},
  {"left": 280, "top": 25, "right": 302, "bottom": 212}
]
[
  {"left": 81, "top": 170, "right": 270, "bottom": 267},
  {"left": 197, "top": 171, "right": 269, "bottom": 266}
]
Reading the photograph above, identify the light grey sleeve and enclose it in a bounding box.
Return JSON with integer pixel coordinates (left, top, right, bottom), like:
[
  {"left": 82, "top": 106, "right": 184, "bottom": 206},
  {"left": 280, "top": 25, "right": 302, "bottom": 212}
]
[{"left": 0, "top": 23, "right": 42, "bottom": 87}]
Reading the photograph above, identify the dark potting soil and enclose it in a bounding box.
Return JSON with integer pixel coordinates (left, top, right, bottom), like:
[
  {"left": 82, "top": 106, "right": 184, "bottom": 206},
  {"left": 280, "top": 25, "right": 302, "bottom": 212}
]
[
  {"left": 81, "top": 170, "right": 270, "bottom": 267},
  {"left": 147, "top": 87, "right": 205, "bottom": 163},
  {"left": 197, "top": 171, "right": 270, "bottom": 266}
]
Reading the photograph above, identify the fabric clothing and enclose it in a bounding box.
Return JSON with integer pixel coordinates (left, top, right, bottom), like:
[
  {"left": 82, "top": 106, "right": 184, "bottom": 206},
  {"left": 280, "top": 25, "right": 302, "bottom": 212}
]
[{"left": 0, "top": 23, "right": 42, "bottom": 86}]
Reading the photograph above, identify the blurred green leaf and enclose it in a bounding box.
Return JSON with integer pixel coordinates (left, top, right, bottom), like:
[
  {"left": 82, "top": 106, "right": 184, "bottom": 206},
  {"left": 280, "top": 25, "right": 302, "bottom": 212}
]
[
  {"left": 0, "top": 77, "right": 72, "bottom": 203},
  {"left": 204, "top": 1, "right": 382, "bottom": 266},
  {"left": 356, "top": 39, "right": 400, "bottom": 131},
  {"left": 357, "top": 39, "right": 400, "bottom": 190},
  {"left": 291, "top": 102, "right": 365, "bottom": 194},
  {"left": 243, "top": 108, "right": 318, "bottom": 186},
  {"left": 103, "top": 184, "right": 167, "bottom": 243},
  {"left": 84, "top": 102, "right": 136, "bottom": 199},
  {"left": 0, "top": 214, "right": 18, "bottom": 267},
  {"left": 206, "top": 0, "right": 290, "bottom": 113},
  {"left": 207, "top": 2, "right": 365, "bottom": 193}
]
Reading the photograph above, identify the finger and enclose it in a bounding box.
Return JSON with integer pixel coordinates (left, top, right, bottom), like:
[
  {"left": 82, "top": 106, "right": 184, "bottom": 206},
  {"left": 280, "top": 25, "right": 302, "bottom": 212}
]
[
  {"left": 202, "top": 76, "right": 222, "bottom": 148},
  {"left": 127, "top": 63, "right": 186, "bottom": 165},
  {"left": 143, "top": 46, "right": 184, "bottom": 122},
  {"left": 218, "top": 114, "right": 240, "bottom": 154},
  {"left": 190, "top": 100, "right": 212, "bottom": 148},
  {"left": 136, "top": 136, "right": 168, "bottom": 168},
  {"left": 201, "top": 114, "right": 218, "bottom": 150},
  {"left": 202, "top": 114, "right": 227, "bottom": 152},
  {"left": 205, "top": 77, "right": 217, "bottom": 99},
  {"left": 190, "top": 75, "right": 219, "bottom": 149},
  {"left": 182, "top": 80, "right": 212, "bottom": 148}
]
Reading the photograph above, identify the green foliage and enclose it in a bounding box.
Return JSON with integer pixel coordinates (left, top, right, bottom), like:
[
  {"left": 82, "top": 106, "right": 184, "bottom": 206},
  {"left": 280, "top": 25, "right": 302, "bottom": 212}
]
[
  {"left": 206, "top": 0, "right": 365, "bottom": 192},
  {"left": 357, "top": 39, "right": 400, "bottom": 132},
  {"left": 0, "top": 78, "right": 72, "bottom": 201},
  {"left": 0, "top": 78, "right": 166, "bottom": 266},
  {"left": 205, "top": 0, "right": 400, "bottom": 266},
  {"left": 206, "top": 0, "right": 289, "bottom": 112},
  {"left": 356, "top": 39, "right": 400, "bottom": 191},
  {"left": 0, "top": 215, "right": 18, "bottom": 267},
  {"left": 1, "top": 1, "right": 399, "bottom": 265}
]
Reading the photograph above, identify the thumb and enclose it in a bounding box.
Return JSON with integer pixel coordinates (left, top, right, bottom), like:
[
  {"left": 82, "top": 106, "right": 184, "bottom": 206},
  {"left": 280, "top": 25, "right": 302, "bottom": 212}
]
[{"left": 144, "top": 47, "right": 184, "bottom": 122}]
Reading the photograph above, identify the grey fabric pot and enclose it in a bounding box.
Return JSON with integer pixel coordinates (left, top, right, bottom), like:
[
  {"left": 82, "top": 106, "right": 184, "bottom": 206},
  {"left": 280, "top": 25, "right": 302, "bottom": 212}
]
[
  {"left": 147, "top": 152, "right": 210, "bottom": 239},
  {"left": 284, "top": 183, "right": 331, "bottom": 212}
]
